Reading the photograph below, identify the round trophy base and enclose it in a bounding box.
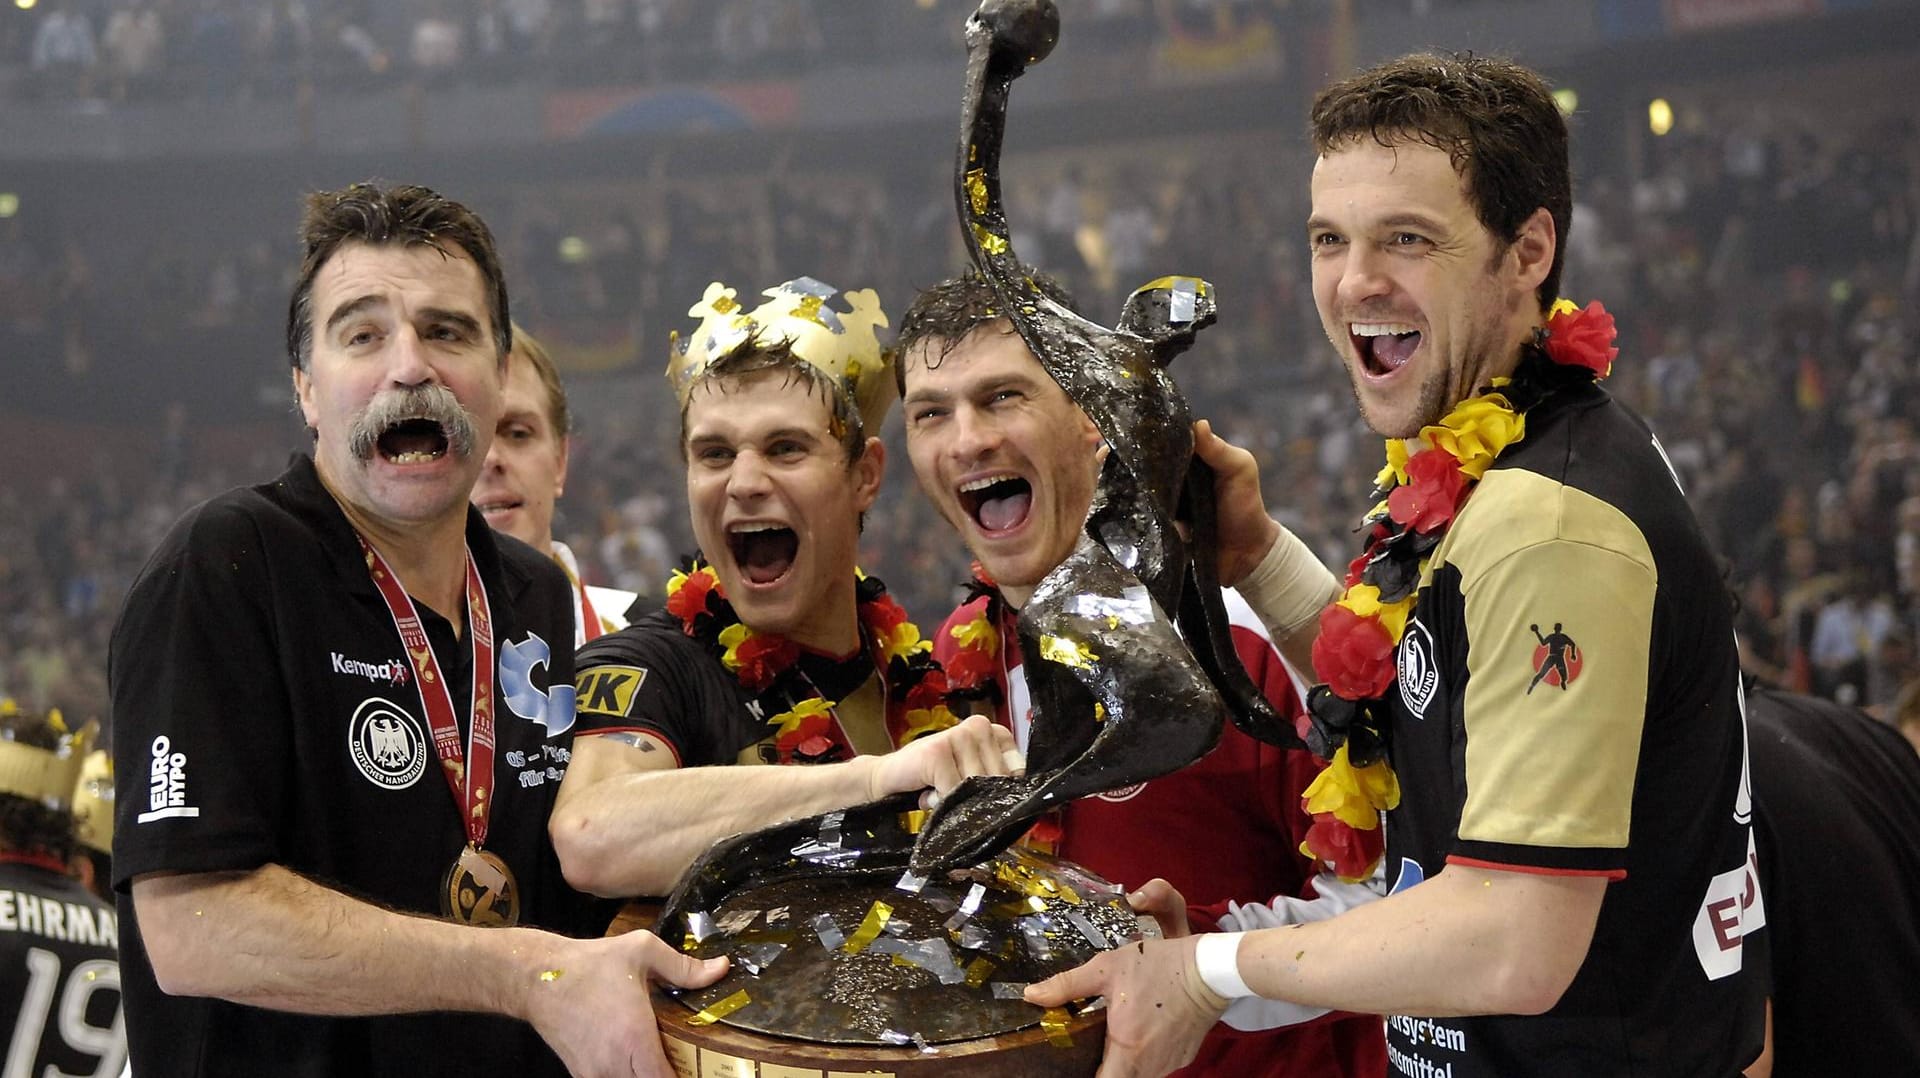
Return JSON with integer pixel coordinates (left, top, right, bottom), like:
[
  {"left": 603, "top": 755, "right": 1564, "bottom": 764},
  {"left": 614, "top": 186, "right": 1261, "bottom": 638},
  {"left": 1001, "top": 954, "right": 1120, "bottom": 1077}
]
[{"left": 654, "top": 985, "right": 1104, "bottom": 1077}]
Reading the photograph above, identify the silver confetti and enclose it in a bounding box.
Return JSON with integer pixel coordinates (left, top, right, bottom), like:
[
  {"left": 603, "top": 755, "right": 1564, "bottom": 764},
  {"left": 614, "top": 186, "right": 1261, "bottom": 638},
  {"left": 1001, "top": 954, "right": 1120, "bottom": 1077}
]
[{"left": 812, "top": 913, "right": 845, "bottom": 951}]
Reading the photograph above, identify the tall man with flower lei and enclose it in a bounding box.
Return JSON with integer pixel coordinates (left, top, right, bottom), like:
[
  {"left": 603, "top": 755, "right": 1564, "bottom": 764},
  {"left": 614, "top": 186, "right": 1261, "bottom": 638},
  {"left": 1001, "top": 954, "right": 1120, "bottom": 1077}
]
[
  {"left": 1029, "top": 52, "right": 1767, "bottom": 1077},
  {"left": 550, "top": 278, "right": 1021, "bottom": 900}
]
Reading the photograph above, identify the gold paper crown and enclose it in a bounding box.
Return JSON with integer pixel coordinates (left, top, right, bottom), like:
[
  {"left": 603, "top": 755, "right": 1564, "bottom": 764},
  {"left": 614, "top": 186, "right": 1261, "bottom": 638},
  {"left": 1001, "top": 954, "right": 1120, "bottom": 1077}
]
[
  {"left": 667, "top": 277, "right": 896, "bottom": 435},
  {"left": 0, "top": 698, "right": 97, "bottom": 811},
  {"left": 72, "top": 750, "right": 113, "bottom": 855}
]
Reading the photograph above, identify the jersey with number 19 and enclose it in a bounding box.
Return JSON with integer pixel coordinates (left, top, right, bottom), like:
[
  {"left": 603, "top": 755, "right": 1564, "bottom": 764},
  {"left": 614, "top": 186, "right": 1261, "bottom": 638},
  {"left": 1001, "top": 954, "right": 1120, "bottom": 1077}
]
[{"left": 0, "top": 859, "right": 124, "bottom": 1077}]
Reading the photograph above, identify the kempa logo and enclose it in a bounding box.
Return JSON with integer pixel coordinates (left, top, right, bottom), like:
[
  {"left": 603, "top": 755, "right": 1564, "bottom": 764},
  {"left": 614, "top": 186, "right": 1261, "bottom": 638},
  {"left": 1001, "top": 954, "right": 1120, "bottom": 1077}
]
[
  {"left": 347, "top": 698, "right": 428, "bottom": 790},
  {"left": 331, "top": 651, "right": 410, "bottom": 687},
  {"left": 137, "top": 735, "right": 199, "bottom": 822},
  {"left": 1397, "top": 620, "right": 1440, "bottom": 719}
]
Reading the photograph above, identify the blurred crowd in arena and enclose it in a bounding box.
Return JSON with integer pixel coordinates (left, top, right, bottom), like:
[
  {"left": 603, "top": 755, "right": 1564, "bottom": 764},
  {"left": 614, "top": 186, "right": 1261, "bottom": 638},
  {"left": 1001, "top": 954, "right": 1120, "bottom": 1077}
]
[{"left": 0, "top": 0, "right": 1257, "bottom": 102}]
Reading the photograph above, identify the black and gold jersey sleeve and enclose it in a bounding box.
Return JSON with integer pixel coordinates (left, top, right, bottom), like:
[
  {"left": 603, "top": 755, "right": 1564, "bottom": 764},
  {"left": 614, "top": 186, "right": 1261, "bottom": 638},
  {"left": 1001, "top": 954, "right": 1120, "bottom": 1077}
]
[
  {"left": 572, "top": 608, "right": 761, "bottom": 767},
  {"left": 1444, "top": 469, "right": 1657, "bottom": 872}
]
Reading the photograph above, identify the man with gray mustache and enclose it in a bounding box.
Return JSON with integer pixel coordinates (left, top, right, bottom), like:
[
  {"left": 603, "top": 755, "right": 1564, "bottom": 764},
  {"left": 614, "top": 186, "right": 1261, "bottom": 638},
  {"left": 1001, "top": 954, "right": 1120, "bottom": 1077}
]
[
  {"left": 108, "top": 182, "right": 724, "bottom": 1078},
  {"left": 346, "top": 383, "right": 478, "bottom": 465}
]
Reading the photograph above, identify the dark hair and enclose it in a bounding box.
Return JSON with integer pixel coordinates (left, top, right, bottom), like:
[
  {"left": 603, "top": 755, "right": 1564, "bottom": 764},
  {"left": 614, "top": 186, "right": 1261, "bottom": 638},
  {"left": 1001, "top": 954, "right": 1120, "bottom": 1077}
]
[
  {"left": 286, "top": 182, "right": 512, "bottom": 371},
  {"left": 509, "top": 322, "right": 571, "bottom": 438},
  {"left": 0, "top": 708, "right": 77, "bottom": 862},
  {"left": 894, "top": 266, "right": 1077, "bottom": 394},
  {"left": 1309, "top": 52, "right": 1570, "bottom": 312},
  {"left": 678, "top": 337, "right": 868, "bottom": 468}
]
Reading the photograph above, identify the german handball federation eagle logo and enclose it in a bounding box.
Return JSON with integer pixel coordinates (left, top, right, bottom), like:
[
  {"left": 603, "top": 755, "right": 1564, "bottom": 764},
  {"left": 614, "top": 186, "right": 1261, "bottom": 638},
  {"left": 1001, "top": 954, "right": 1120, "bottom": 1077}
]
[
  {"left": 348, "top": 698, "right": 429, "bottom": 789},
  {"left": 1527, "top": 622, "right": 1583, "bottom": 694}
]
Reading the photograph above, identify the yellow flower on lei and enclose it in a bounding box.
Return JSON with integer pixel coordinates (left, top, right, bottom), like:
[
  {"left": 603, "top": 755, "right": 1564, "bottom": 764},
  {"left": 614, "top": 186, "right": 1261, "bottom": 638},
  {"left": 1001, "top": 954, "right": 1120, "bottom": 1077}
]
[
  {"left": 1335, "top": 582, "right": 1411, "bottom": 643},
  {"left": 1423, "top": 393, "right": 1526, "bottom": 480},
  {"left": 899, "top": 705, "right": 961, "bottom": 743},
  {"left": 717, "top": 622, "right": 752, "bottom": 673},
  {"left": 1301, "top": 742, "right": 1403, "bottom": 828},
  {"left": 949, "top": 613, "right": 1000, "bottom": 656},
  {"left": 767, "top": 697, "right": 835, "bottom": 738},
  {"left": 1375, "top": 437, "right": 1411, "bottom": 489},
  {"left": 878, "top": 620, "right": 929, "bottom": 663}
]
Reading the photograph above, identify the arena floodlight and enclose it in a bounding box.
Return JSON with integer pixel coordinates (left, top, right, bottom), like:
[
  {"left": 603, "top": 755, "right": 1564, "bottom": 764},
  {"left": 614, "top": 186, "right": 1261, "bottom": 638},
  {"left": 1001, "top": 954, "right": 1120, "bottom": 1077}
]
[{"left": 1649, "top": 98, "right": 1675, "bottom": 136}]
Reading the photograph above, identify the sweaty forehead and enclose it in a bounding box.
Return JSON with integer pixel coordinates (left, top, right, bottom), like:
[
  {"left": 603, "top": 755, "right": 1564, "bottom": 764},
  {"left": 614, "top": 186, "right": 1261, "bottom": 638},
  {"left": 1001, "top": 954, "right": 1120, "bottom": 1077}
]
[
  {"left": 684, "top": 371, "right": 837, "bottom": 442},
  {"left": 902, "top": 322, "right": 1043, "bottom": 393},
  {"left": 314, "top": 241, "right": 488, "bottom": 319},
  {"left": 1311, "top": 141, "right": 1469, "bottom": 211}
]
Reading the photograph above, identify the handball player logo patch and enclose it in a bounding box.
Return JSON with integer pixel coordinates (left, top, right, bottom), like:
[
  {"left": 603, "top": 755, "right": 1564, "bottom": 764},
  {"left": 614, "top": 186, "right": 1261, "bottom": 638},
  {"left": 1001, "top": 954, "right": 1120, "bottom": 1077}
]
[
  {"left": 348, "top": 697, "right": 428, "bottom": 790},
  {"left": 1527, "top": 622, "right": 1583, "bottom": 693},
  {"left": 1397, "top": 620, "right": 1439, "bottom": 718}
]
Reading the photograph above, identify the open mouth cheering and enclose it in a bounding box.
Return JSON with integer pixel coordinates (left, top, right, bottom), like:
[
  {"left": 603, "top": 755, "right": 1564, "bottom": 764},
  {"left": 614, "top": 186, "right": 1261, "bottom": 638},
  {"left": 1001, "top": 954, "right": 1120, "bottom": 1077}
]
[{"left": 349, "top": 385, "right": 477, "bottom": 465}]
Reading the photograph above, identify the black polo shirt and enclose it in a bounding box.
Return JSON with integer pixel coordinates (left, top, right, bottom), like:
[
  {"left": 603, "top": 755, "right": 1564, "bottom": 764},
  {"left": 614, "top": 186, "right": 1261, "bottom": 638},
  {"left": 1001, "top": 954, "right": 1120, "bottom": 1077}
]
[{"left": 108, "top": 454, "right": 608, "bottom": 1077}]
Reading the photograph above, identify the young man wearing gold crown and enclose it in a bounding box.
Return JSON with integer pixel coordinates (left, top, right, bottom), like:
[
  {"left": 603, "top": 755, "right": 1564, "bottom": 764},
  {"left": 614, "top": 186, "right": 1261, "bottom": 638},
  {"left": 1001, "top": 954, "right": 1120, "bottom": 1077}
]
[
  {"left": 1029, "top": 53, "right": 1765, "bottom": 1077},
  {"left": 0, "top": 699, "right": 123, "bottom": 1074},
  {"left": 550, "top": 277, "right": 1020, "bottom": 900}
]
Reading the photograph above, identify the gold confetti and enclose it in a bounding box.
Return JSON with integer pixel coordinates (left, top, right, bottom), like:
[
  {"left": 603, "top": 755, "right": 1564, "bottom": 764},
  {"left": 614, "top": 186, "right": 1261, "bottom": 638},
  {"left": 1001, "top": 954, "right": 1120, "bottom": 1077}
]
[
  {"left": 965, "top": 168, "right": 990, "bottom": 215},
  {"left": 899, "top": 809, "right": 928, "bottom": 834},
  {"left": 687, "top": 989, "right": 753, "bottom": 1026},
  {"left": 538, "top": 969, "right": 564, "bottom": 982},
  {"left": 1041, "top": 1007, "right": 1074, "bottom": 1048},
  {"left": 971, "top": 222, "right": 1008, "bottom": 255},
  {"left": 1138, "top": 275, "right": 1210, "bottom": 296},
  {"left": 790, "top": 294, "right": 828, "bottom": 327},
  {"left": 842, "top": 901, "right": 893, "bottom": 954},
  {"left": 964, "top": 957, "right": 995, "bottom": 988},
  {"left": 1038, "top": 635, "right": 1098, "bottom": 671}
]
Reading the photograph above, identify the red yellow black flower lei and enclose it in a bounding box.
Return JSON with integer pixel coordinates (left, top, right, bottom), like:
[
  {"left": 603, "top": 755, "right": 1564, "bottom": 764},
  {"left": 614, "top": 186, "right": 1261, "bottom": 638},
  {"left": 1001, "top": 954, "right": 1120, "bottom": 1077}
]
[
  {"left": 940, "top": 569, "right": 1008, "bottom": 710},
  {"left": 666, "top": 558, "right": 960, "bottom": 762},
  {"left": 1302, "top": 300, "right": 1619, "bottom": 878}
]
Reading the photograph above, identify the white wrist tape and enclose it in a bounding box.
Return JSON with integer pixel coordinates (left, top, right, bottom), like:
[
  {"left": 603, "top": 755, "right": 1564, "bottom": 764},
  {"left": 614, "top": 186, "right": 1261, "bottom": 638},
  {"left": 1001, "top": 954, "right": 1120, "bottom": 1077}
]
[
  {"left": 1193, "top": 931, "right": 1256, "bottom": 1000},
  {"left": 1239, "top": 525, "right": 1338, "bottom": 639}
]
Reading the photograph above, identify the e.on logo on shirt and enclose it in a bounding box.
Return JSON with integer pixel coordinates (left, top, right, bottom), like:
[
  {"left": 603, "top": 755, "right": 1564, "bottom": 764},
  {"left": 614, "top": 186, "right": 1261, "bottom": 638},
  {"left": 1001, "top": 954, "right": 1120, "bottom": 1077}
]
[{"left": 136, "top": 736, "right": 199, "bottom": 823}]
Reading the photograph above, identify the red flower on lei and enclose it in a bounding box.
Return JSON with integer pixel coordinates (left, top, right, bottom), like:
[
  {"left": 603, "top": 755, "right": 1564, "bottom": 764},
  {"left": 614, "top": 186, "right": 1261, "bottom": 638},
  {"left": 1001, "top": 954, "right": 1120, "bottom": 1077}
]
[
  {"left": 1386, "top": 448, "right": 1469, "bottom": 534},
  {"left": 732, "top": 633, "right": 800, "bottom": 693},
  {"left": 1302, "top": 811, "right": 1386, "bottom": 883},
  {"left": 1544, "top": 300, "right": 1618, "bottom": 378},
  {"left": 1311, "top": 605, "right": 1398, "bottom": 701},
  {"left": 665, "top": 566, "right": 716, "bottom": 624}
]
